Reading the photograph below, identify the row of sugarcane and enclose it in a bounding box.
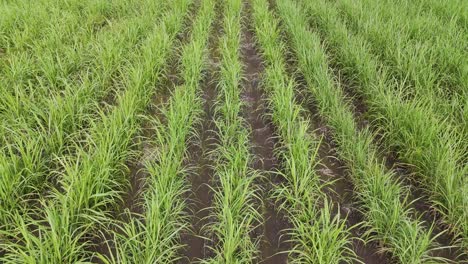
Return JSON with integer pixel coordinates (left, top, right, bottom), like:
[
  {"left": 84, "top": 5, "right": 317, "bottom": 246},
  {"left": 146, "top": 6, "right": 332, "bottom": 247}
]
[
  {"left": 0, "top": 0, "right": 192, "bottom": 262},
  {"left": 0, "top": 0, "right": 172, "bottom": 229},
  {"left": 0, "top": 0, "right": 465, "bottom": 262},
  {"left": 299, "top": 0, "right": 467, "bottom": 251}
]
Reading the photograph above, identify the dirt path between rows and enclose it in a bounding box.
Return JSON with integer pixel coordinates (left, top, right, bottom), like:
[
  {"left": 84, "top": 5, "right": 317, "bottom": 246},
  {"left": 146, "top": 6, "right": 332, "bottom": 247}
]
[
  {"left": 180, "top": 58, "right": 218, "bottom": 263},
  {"left": 180, "top": 2, "right": 222, "bottom": 261},
  {"left": 241, "top": 22, "right": 290, "bottom": 264}
]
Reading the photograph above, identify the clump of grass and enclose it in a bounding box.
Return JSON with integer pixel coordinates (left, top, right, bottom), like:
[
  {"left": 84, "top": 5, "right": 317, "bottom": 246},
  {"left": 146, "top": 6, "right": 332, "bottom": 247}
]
[
  {"left": 0, "top": 0, "right": 135, "bottom": 118},
  {"left": 335, "top": 0, "right": 467, "bottom": 131},
  {"left": 0, "top": 0, "right": 161, "bottom": 132},
  {"left": 411, "top": 0, "right": 467, "bottom": 28}
]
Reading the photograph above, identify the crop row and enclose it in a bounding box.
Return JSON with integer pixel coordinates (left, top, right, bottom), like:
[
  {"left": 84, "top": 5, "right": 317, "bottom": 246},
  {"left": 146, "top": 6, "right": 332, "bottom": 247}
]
[
  {"left": 343, "top": 0, "right": 466, "bottom": 92},
  {"left": 251, "top": 0, "right": 357, "bottom": 262},
  {"left": 0, "top": 0, "right": 151, "bottom": 122},
  {"left": 0, "top": 0, "right": 465, "bottom": 262},
  {"left": 204, "top": 0, "right": 261, "bottom": 262},
  {"left": 0, "top": 0, "right": 170, "bottom": 141},
  {"left": 105, "top": 0, "right": 215, "bottom": 262},
  {"left": 0, "top": 0, "right": 170, "bottom": 234},
  {"left": 299, "top": 0, "right": 467, "bottom": 250},
  {"left": 276, "top": 0, "right": 441, "bottom": 262},
  {"left": 0, "top": 0, "right": 188, "bottom": 262},
  {"left": 335, "top": 0, "right": 467, "bottom": 129}
]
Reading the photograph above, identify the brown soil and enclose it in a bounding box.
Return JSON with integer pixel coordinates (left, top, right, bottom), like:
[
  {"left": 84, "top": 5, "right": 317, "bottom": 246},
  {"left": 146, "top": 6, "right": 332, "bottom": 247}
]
[
  {"left": 281, "top": 39, "right": 389, "bottom": 262},
  {"left": 179, "top": 2, "right": 222, "bottom": 261},
  {"left": 318, "top": 145, "right": 390, "bottom": 264},
  {"left": 293, "top": 14, "right": 465, "bottom": 262},
  {"left": 241, "top": 21, "right": 290, "bottom": 263},
  {"left": 88, "top": 10, "right": 188, "bottom": 260},
  {"left": 179, "top": 63, "right": 218, "bottom": 263},
  {"left": 88, "top": 65, "right": 175, "bottom": 263}
]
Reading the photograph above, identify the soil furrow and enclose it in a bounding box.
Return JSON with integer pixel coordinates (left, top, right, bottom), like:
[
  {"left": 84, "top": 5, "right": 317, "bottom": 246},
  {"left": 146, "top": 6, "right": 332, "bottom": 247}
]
[
  {"left": 90, "top": 43, "right": 182, "bottom": 264},
  {"left": 181, "top": 62, "right": 218, "bottom": 263},
  {"left": 389, "top": 161, "right": 466, "bottom": 261},
  {"left": 181, "top": 2, "right": 222, "bottom": 261},
  {"left": 242, "top": 4, "right": 290, "bottom": 263},
  {"left": 276, "top": 2, "right": 464, "bottom": 259},
  {"left": 273, "top": 8, "right": 387, "bottom": 258},
  {"left": 272, "top": 3, "right": 386, "bottom": 258},
  {"left": 317, "top": 139, "right": 389, "bottom": 264},
  {"left": 300, "top": 0, "right": 466, "bottom": 256}
]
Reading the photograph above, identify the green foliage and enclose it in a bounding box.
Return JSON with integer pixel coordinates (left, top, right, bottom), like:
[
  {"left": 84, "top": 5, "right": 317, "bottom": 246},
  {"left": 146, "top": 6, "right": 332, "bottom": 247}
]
[
  {"left": 251, "top": 0, "right": 356, "bottom": 262},
  {"left": 0, "top": 0, "right": 465, "bottom": 261},
  {"left": 303, "top": 0, "right": 467, "bottom": 251},
  {"left": 276, "top": 0, "right": 441, "bottom": 262},
  {"left": 0, "top": 0, "right": 182, "bottom": 262},
  {"left": 107, "top": 0, "right": 215, "bottom": 262},
  {"left": 203, "top": 0, "right": 261, "bottom": 262}
]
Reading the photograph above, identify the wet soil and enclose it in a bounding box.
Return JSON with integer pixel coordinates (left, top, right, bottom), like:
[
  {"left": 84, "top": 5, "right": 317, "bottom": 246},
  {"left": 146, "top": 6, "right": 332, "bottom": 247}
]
[
  {"left": 289, "top": 13, "right": 465, "bottom": 262},
  {"left": 241, "top": 21, "right": 290, "bottom": 263},
  {"left": 328, "top": 71, "right": 465, "bottom": 263},
  {"left": 252, "top": 1, "right": 388, "bottom": 262},
  {"left": 179, "top": 63, "right": 218, "bottom": 263},
  {"left": 120, "top": 85, "right": 173, "bottom": 219},
  {"left": 89, "top": 9, "right": 189, "bottom": 261},
  {"left": 334, "top": 55, "right": 465, "bottom": 264},
  {"left": 318, "top": 144, "right": 390, "bottom": 264},
  {"left": 180, "top": 2, "right": 222, "bottom": 261},
  {"left": 89, "top": 63, "right": 176, "bottom": 264},
  {"left": 332, "top": 72, "right": 370, "bottom": 131},
  {"left": 319, "top": 146, "right": 390, "bottom": 264}
]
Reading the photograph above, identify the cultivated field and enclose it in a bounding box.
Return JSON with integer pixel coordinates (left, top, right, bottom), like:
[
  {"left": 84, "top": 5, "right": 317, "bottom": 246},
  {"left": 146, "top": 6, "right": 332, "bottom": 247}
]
[{"left": 0, "top": 0, "right": 466, "bottom": 263}]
